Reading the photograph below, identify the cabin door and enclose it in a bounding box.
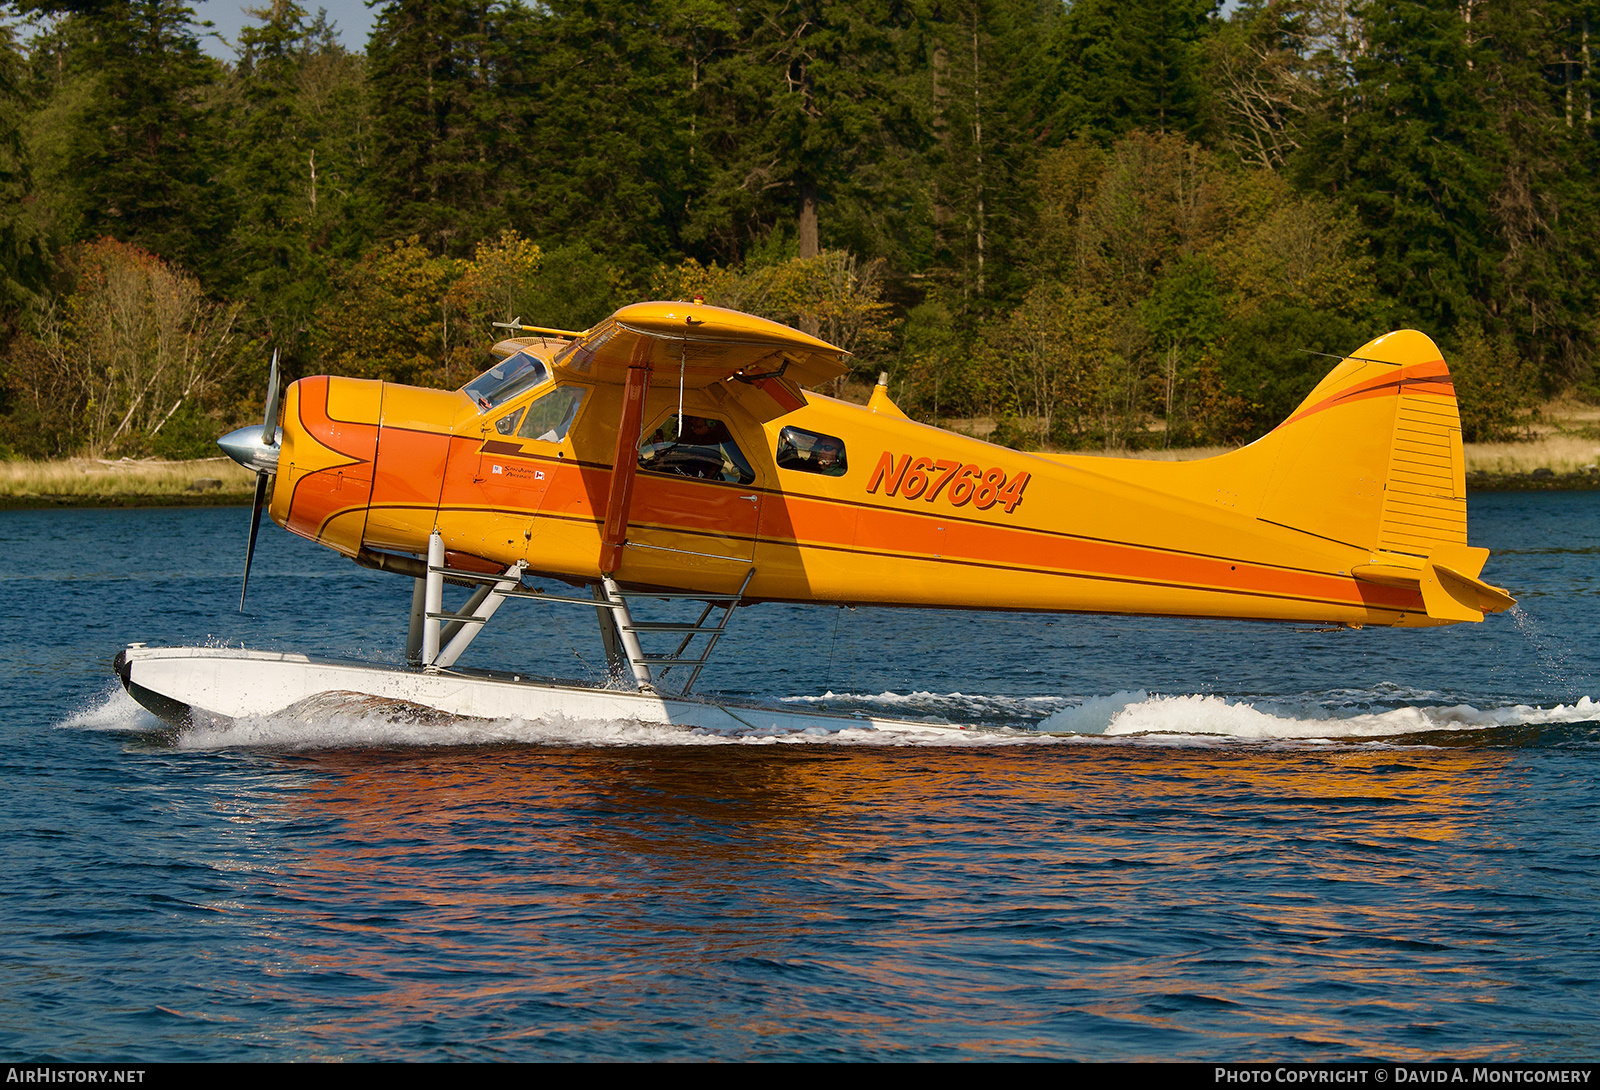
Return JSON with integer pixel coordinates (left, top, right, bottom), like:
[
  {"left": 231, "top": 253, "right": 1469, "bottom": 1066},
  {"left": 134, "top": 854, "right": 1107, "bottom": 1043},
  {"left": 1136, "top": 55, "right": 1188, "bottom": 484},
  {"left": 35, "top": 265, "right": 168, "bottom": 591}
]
[
  {"left": 627, "top": 411, "right": 762, "bottom": 592},
  {"left": 461, "top": 384, "right": 592, "bottom": 559}
]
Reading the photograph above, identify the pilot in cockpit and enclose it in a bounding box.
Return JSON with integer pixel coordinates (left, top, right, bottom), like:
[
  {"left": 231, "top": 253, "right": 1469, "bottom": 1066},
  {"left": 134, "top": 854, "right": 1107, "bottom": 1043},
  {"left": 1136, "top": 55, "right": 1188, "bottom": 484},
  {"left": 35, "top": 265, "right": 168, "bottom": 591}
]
[
  {"left": 775, "top": 426, "right": 848, "bottom": 477},
  {"left": 640, "top": 414, "right": 749, "bottom": 482}
]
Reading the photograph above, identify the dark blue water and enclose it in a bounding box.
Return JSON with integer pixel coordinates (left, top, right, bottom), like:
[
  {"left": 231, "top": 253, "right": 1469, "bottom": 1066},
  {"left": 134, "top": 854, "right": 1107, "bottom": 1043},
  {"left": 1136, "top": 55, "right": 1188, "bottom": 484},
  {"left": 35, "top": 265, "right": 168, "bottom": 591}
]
[{"left": 2, "top": 493, "right": 1597, "bottom": 1060}]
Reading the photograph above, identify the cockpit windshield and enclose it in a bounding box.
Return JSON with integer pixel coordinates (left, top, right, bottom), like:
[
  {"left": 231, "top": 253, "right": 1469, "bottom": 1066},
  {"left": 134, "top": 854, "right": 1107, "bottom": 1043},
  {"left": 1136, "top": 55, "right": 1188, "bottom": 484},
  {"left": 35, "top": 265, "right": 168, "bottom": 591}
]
[{"left": 463, "top": 351, "right": 548, "bottom": 413}]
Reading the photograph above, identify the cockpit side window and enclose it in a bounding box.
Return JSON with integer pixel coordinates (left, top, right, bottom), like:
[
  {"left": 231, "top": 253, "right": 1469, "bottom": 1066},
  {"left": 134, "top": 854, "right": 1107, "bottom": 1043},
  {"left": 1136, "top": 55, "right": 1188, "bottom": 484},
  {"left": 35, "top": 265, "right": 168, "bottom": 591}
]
[
  {"left": 775, "top": 426, "right": 847, "bottom": 477},
  {"left": 516, "top": 385, "right": 587, "bottom": 443},
  {"left": 494, "top": 408, "right": 525, "bottom": 436},
  {"left": 638, "top": 414, "right": 756, "bottom": 485},
  {"left": 464, "top": 351, "right": 548, "bottom": 413}
]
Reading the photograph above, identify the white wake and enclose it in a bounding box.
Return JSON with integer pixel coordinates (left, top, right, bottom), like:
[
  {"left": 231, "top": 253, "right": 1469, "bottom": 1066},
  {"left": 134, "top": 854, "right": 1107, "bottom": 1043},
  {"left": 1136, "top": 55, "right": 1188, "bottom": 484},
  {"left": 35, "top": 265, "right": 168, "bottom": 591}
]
[
  {"left": 1035, "top": 689, "right": 1600, "bottom": 740},
  {"left": 59, "top": 684, "right": 1600, "bottom": 750}
]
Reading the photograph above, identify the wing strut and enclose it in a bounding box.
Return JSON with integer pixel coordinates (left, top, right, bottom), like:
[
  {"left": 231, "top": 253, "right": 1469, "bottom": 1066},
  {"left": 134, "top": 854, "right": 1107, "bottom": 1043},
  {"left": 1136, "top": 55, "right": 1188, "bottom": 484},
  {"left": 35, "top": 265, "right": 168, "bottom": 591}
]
[{"left": 599, "top": 339, "right": 652, "bottom": 574}]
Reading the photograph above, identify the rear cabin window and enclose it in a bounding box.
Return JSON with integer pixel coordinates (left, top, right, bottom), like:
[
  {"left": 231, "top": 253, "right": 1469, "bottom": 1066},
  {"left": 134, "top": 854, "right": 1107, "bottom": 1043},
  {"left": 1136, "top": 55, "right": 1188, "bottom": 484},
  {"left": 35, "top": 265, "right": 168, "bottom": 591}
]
[
  {"left": 775, "top": 426, "right": 847, "bottom": 477},
  {"left": 638, "top": 414, "right": 756, "bottom": 485},
  {"left": 464, "top": 351, "right": 548, "bottom": 412}
]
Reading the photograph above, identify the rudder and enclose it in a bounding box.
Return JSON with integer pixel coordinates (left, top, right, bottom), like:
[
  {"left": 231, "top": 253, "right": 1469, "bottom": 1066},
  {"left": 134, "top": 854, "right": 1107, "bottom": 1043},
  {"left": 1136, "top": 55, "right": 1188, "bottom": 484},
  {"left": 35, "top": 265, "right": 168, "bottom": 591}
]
[
  {"left": 1255, "top": 329, "right": 1465, "bottom": 558},
  {"left": 1251, "top": 330, "right": 1510, "bottom": 621}
]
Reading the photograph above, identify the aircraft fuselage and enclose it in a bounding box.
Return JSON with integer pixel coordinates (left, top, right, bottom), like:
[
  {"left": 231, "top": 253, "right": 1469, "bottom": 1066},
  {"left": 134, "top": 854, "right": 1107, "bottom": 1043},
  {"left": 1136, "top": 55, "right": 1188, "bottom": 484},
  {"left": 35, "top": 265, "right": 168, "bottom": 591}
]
[{"left": 267, "top": 330, "right": 1481, "bottom": 628}]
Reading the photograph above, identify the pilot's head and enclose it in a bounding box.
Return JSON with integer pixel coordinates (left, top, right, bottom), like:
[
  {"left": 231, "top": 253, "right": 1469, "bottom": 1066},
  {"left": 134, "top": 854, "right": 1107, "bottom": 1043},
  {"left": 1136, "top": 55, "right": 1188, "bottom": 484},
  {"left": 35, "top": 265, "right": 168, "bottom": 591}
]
[
  {"left": 812, "top": 438, "right": 843, "bottom": 468},
  {"left": 683, "top": 416, "right": 719, "bottom": 441}
]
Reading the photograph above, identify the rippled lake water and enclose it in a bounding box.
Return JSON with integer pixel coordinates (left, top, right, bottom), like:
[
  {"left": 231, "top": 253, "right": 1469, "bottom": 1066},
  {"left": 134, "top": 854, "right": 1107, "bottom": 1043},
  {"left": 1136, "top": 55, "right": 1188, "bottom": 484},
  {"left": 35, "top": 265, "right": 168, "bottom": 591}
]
[{"left": 2, "top": 492, "right": 1597, "bottom": 1061}]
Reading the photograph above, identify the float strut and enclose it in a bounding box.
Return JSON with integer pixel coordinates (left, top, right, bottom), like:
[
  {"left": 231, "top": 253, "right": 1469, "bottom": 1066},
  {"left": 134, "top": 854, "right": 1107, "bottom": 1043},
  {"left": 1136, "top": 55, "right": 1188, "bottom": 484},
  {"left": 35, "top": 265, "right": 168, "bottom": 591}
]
[
  {"left": 602, "top": 576, "right": 654, "bottom": 690},
  {"left": 434, "top": 563, "right": 522, "bottom": 670},
  {"left": 421, "top": 531, "right": 444, "bottom": 668},
  {"left": 406, "top": 574, "right": 427, "bottom": 665},
  {"left": 594, "top": 583, "right": 628, "bottom": 682}
]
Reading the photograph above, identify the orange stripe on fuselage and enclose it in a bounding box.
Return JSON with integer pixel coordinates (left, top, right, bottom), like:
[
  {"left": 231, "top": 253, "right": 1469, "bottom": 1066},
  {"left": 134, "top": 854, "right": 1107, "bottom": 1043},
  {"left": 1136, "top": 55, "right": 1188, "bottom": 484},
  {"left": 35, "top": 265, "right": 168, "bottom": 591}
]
[
  {"left": 337, "top": 418, "right": 1424, "bottom": 615},
  {"left": 1281, "top": 361, "right": 1453, "bottom": 429},
  {"left": 765, "top": 492, "right": 1419, "bottom": 611},
  {"left": 286, "top": 376, "right": 379, "bottom": 546}
]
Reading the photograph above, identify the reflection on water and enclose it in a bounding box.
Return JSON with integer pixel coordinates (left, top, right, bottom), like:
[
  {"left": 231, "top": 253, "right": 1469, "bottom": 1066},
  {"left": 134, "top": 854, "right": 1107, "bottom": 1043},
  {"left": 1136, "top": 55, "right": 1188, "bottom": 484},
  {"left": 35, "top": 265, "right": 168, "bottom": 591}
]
[{"left": 142, "top": 740, "right": 1566, "bottom": 1060}]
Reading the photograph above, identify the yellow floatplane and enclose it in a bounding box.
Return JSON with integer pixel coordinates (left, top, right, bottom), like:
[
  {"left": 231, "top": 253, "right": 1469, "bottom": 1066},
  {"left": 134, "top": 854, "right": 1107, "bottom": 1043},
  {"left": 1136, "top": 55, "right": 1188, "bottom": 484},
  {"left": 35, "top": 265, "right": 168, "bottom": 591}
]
[{"left": 116, "top": 303, "right": 1513, "bottom": 735}]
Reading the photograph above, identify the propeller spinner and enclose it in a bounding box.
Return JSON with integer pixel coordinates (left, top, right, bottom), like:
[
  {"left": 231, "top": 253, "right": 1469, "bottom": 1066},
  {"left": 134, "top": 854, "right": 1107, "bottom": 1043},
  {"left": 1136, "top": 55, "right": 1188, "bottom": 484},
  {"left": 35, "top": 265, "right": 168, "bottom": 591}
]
[{"left": 217, "top": 351, "right": 283, "bottom": 611}]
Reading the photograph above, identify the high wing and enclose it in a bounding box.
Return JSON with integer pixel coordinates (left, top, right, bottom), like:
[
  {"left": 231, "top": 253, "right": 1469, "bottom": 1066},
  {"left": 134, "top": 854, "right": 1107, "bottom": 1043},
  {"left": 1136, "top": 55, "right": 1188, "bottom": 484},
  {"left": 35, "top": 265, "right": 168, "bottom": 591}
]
[{"left": 534, "top": 302, "right": 850, "bottom": 422}]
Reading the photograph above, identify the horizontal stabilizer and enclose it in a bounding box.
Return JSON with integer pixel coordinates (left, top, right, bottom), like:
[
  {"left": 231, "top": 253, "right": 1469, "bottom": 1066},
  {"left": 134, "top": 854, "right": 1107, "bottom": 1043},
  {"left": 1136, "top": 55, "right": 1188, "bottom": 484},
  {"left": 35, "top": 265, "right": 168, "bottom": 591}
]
[{"left": 1351, "top": 543, "right": 1515, "bottom": 622}]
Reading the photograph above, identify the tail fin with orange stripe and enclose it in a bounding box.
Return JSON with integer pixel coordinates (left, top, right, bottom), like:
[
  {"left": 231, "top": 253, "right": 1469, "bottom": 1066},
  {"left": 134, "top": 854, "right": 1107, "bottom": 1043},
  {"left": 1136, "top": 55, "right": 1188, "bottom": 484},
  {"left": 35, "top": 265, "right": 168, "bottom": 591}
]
[
  {"left": 1054, "top": 330, "right": 1513, "bottom": 622},
  {"left": 1248, "top": 329, "right": 1512, "bottom": 622}
]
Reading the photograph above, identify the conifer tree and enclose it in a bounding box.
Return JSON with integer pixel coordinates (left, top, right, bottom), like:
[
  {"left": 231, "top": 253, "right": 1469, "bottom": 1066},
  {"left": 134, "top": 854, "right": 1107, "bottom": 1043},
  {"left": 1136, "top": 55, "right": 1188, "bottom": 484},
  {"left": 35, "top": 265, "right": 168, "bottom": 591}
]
[
  {"left": 0, "top": 24, "right": 49, "bottom": 319},
  {"left": 227, "top": 2, "right": 313, "bottom": 304},
  {"left": 689, "top": 0, "right": 919, "bottom": 265},
  {"left": 916, "top": 0, "right": 1059, "bottom": 307},
  {"left": 367, "top": 0, "right": 535, "bottom": 255},
  {"left": 521, "top": 0, "right": 695, "bottom": 267},
  {"left": 1295, "top": 0, "right": 1599, "bottom": 376},
  {"left": 1295, "top": 0, "right": 1497, "bottom": 334},
  {"left": 23, "top": 0, "right": 233, "bottom": 281},
  {"left": 225, "top": 2, "right": 373, "bottom": 361},
  {"left": 1036, "top": 0, "right": 1218, "bottom": 144},
  {"left": 1483, "top": 0, "right": 1600, "bottom": 376}
]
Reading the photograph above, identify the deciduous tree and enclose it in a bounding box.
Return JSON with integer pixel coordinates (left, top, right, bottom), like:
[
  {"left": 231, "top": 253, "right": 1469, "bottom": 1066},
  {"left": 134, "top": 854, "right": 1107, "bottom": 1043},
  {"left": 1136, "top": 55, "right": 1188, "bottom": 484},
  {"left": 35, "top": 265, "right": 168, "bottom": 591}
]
[
  {"left": 6, "top": 239, "right": 246, "bottom": 456},
  {"left": 312, "top": 235, "right": 463, "bottom": 386}
]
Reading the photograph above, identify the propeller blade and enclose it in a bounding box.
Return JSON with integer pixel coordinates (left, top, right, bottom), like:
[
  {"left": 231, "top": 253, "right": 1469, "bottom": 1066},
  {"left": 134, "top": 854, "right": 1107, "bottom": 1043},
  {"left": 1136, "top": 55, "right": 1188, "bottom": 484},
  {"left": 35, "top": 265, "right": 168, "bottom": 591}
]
[
  {"left": 240, "top": 351, "right": 281, "bottom": 611},
  {"left": 260, "top": 349, "right": 281, "bottom": 446},
  {"left": 240, "top": 472, "right": 269, "bottom": 612}
]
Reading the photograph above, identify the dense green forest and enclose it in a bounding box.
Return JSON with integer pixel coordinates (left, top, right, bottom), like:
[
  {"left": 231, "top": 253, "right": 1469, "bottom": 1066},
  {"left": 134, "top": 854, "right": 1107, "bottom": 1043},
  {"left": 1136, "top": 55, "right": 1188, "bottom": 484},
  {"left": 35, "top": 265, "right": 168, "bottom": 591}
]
[{"left": 0, "top": 0, "right": 1595, "bottom": 458}]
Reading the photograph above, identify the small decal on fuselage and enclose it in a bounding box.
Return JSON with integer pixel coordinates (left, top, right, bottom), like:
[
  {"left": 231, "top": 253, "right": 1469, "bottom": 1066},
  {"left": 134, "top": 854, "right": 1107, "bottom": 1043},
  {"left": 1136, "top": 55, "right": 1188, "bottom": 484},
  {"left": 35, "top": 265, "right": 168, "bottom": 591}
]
[{"left": 865, "top": 451, "right": 1030, "bottom": 513}]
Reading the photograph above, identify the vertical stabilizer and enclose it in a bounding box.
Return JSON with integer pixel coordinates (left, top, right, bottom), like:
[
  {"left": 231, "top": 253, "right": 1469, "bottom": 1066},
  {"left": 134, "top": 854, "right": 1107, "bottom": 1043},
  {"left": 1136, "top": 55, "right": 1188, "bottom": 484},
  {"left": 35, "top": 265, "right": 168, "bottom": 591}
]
[
  {"left": 1242, "top": 330, "right": 1507, "bottom": 621},
  {"left": 1047, "top": 329, "right": 1510, "bottom": 622},
  {"left": 1256, "top": 329, "right": 1465, "bottom": 558}
]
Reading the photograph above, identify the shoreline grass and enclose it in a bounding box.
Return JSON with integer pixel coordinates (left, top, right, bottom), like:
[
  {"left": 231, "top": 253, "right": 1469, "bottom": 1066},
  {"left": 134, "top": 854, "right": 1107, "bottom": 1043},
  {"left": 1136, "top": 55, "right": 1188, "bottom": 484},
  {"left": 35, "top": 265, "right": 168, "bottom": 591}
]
[
  {"left": 1462, "top": 435, "right": 1600, "bottom": 476},
  {"left": 0, "top": 457, "right": 257, "bottom": 499}
]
